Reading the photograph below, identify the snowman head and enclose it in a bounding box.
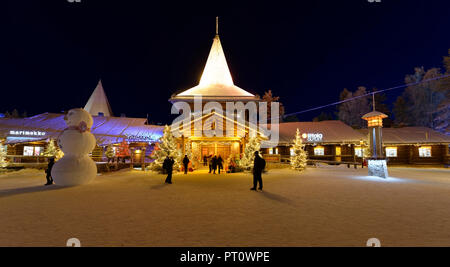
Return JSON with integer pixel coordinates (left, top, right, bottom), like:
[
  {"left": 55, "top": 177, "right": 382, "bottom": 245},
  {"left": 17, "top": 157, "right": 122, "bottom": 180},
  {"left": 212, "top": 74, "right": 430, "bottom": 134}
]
[{"left": 64, "top": 108, "right": 93, "bottom": 129}]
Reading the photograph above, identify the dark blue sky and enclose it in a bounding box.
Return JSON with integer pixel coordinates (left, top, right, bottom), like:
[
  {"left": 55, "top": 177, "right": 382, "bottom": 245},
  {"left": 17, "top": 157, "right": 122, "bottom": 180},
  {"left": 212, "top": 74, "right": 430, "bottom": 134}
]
[{"left": 2, "top": 0, "right": 450, "bottom": 123}]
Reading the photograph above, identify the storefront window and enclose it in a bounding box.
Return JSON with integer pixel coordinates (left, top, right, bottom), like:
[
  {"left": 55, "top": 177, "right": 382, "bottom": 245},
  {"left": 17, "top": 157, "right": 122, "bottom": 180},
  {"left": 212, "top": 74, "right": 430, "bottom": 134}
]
[
  {"left": 269, "top": 148, "right": 273, "bottom": 155},
  {"left": 23, "top": 146, "right": 44, "bottom": 156},
  {"left": 385, "top": 147, "right": 397, "bottom": 157},
  {"left": 419, "top": 146, "right": 432, "bottom": 157},
  {"left": 355, "top": 147, "right": 363, "bottom": 157},
  {"left": 314, "top": 146, "right": 324, "bottom": 156}
]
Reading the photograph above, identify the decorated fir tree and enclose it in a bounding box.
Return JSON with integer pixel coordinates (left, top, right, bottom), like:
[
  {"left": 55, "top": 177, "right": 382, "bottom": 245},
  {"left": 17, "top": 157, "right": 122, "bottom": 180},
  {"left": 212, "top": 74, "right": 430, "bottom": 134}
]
[
  {"left": 43, "top": 139, "right": 57, "bottom": 157},
  {"left": 0, "top": 139, "right": 8, "bottom": 168},
  {"left": 43, "top": 139, "right": 63, "bottom": 160},
  {"left": 290, "top": 128, "right": 308, "bottom": 171},
  {"left": 239, "top": 136, "right": 261, "bottom": 170},
  {"left": 184, "top": 142, "right": 192, "bottom": 160},
  {"left": 150, "top": 125, "right": 182, "bottom": 172},
  {"left": 105, "top": 144, "right": 115, "bottom": 159}
]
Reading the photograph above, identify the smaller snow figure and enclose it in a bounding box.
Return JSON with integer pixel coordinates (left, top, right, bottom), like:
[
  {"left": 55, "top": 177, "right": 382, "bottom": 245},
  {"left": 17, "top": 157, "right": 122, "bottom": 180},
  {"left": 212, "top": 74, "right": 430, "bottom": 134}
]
[
  {"left": 51, "top": 108, "right": 97, "bottom": 186},
  {"left": 0, "top": 139, "right": 8, "bottom": 168},
  {"left": 290, "top": 128, "right": 308, "bottom": 171}
]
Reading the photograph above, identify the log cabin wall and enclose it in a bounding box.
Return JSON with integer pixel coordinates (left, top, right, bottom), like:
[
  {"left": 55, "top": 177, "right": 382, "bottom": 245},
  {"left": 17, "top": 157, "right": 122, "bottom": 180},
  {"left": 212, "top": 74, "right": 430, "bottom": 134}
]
[{"left": 384, "top": 145, "right": 448, "bottom": 165}]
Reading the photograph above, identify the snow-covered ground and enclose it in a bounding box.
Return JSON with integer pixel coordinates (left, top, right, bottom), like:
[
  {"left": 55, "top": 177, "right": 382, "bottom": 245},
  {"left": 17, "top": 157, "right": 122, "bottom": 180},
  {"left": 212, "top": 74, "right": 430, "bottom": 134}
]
[{"left": 1, "top": 165, "right": 450, "bottom": 247}]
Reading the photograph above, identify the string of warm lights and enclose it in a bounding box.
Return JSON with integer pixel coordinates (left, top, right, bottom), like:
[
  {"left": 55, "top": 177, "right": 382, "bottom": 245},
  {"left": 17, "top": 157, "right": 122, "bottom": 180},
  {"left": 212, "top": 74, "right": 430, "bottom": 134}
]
[{"left": 282, "top": 73, "right": 450, "bottom": 118}]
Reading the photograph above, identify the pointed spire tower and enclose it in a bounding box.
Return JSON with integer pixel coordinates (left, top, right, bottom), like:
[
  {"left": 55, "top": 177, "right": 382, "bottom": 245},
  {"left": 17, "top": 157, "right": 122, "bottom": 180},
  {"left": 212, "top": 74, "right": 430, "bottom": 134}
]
[
  {"left": 84, "top": 80, "right": 113, "bottom": 117},
  {"left": 170, "top": 17, "right": 258, "bottom": 102}
]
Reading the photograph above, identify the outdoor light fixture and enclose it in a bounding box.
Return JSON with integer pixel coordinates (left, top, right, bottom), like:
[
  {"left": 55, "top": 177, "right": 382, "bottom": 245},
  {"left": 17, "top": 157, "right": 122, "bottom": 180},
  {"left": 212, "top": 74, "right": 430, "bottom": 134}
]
[{"left": 362, "top": 106, "right": 389, "bottom": 178}]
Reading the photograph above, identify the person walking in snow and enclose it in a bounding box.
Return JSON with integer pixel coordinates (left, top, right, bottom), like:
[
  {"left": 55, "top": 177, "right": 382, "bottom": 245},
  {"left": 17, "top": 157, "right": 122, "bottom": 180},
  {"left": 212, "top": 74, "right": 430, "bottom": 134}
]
[
  {"left": 163, "top": 156, "right": 174, "bottom": 184},
  {"left": 217, "top": 155, "right": 224, "bottom": 174},
  {"left": 250, "top": 151, "right": 266, "bottom": 191},
  {"left": 208, "top": 154, "right": 213, "bottom": 173},
  {"left": 44, "top": 157, "right": 55, "bottom": 186},
  {"left": 212, "top": 155, "right": 218, "bottom": 174},
  {"left": 183, "top": 155, "right": 190, "bottom": 174}
]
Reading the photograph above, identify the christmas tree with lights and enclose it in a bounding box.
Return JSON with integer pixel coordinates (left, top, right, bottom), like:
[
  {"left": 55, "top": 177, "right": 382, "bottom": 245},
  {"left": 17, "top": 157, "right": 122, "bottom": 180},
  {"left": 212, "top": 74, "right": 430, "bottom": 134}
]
[
  {"left": 239, "top": 136, "right": 261, "bottom": 170},
  {"left": 290, "top": 128, "right": 308, "bottom": 171},
  {"left": 150, "top": 125, "right": 182, "bottom": 172},
  {"left": 0, "top": 139, "right": 8, "bottom": 168},
  {"left": 43, "top": 139, "right": 63, "bottom": 160},
  {"left": 105, "top": 144, "right": 115, "bottom": 159}
]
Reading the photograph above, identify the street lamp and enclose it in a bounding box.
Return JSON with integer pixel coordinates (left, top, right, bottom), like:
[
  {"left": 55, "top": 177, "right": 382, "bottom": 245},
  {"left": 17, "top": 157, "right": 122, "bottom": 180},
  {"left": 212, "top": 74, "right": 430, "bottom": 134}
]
[{"left": 362, "top": 110, "right": 388, "bottom": 178}]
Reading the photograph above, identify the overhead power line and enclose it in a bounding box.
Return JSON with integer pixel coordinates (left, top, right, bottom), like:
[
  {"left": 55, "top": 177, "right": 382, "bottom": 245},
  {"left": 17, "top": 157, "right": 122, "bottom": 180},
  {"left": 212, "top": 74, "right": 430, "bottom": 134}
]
[{"left": 282, "top": 73, "right": 450, "bottom": 118}]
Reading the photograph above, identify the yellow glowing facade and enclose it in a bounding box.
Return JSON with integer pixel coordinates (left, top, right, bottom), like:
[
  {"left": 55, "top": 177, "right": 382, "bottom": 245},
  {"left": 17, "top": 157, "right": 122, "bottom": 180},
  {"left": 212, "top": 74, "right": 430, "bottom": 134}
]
[{"left": 168, "top": 20, "right": 262, "bottom": 166}]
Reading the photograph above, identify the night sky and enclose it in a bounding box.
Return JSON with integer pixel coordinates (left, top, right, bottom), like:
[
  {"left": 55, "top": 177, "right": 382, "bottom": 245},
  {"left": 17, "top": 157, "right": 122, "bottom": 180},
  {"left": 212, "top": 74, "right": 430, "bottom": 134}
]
[{"left": 2, "top": 0, "right": 450, "bottom": 124}]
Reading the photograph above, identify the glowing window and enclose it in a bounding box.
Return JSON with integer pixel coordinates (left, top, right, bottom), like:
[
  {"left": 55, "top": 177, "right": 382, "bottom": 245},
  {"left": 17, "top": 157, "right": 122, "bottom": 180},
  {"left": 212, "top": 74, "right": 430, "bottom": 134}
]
[
  {"left": 275, "top": 148, "right": 279, "bottom": 155},
  {"left": 23, "top": 146, "right": 34, "bottom": 156},
  {"left": 335, "top": 146, "right": 341, "bottom": 156},
  {"left": 290, "top": 148, "right": 295, "bottom": 156},
  {"left": 314, "top": 146, "right": 324, "bottom": 156},
  {"left": 419, "top": 146, "right": 432, "bottom": 157},
  {"left": 34, "top": 147, "right": 43, "bottom": 156},
  {"left": 385, "top": 147, "right": 397, "bottom": 157},
  {"left": 23, "top": 146, "right": 44, "bottom": 156},
  {"left": 269, "top": 149, "right": 273, "bottom": 155},
  {"left": 355, "top": 147, "right": 363, "bottom": 157}
]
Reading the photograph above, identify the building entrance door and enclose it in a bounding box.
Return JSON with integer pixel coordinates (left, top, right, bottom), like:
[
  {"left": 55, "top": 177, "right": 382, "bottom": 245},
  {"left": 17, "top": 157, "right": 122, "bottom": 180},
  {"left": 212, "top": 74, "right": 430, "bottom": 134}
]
[{"left": 201, "top": 143, "right": 231, "bottom": 159}]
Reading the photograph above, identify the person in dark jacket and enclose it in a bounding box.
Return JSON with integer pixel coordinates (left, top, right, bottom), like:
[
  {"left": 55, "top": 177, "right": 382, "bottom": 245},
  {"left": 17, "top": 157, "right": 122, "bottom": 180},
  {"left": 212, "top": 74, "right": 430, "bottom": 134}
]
[
  {"left": 203, "top": 155, "right": 208, "bottom": 166},
  {"left": 183, "top": 155, "right": 190, "bottom": 174},
  {"left": 217, "top": 155, "right": 224, "bottom": 174},
  {"left": 163, "top": 156, "right": 174, "bottom": 184},
  {"left": 45, "top": 157, "right": 55, "bottom": 186},
  {"left": 251, "top": 151, "right": 266, "bottom": 191},
  {"left": 208, "top": 154, "right": 213, "bottom": 173},
  {"left": 211, "top": 155, "right": 218, "bottom": 174}
]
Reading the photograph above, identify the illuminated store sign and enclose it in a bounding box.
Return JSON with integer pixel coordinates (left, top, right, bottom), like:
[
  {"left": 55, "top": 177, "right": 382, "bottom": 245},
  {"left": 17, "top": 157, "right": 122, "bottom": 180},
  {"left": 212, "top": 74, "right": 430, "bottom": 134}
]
[
  {"left": 9, "top": 130, "right": 46, "bottom": 136},
  {"left": 302, "top": 133, "right": 323, "bottom": 142}
]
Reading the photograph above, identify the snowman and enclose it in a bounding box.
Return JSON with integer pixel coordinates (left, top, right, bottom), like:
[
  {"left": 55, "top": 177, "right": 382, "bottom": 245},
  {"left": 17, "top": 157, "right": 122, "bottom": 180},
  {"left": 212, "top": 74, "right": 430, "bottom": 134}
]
[{"left": 51, "top": 108, "right": 97, "bottom": 186}]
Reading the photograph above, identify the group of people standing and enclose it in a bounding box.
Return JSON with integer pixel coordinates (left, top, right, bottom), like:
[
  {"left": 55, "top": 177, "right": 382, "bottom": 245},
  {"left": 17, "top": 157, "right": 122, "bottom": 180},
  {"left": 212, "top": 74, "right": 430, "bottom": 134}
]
[
  {"left": 204, "top": 155, "right": 224, "bottom": 174},
  {"left": 163, "top": 151, "right": 266, "bottom": 191}
]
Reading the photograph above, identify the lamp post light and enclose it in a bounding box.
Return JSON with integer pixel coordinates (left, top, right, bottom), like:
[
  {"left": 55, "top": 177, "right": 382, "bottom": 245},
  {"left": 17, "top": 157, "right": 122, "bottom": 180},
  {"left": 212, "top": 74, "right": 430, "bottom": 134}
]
[{"left": 362, "top": 110, "right": 388, "bottom": 178}]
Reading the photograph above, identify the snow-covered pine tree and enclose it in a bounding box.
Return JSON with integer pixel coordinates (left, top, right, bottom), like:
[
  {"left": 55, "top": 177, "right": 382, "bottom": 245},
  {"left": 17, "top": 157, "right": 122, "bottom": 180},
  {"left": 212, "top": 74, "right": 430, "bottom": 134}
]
[
  {"left": 0, "top": 139, "right": 8, "bottom": 168},
  {"left": 43, "top": 139, "right": 63, "bottom": 159},
  {"left": 290, "top": 128, "right": 308, "bottom": 171},
  {"left": 434, "top": 99, "right": 450, "bottom": 136},
  {"left": 184, "top": 142, "right": 192, "bottom": 160},
  {"left": 239, "top": 136, "right": 260, "bottom": 170},
  {"left": 150, "top": 125, "right": 182, "bottom": 172}
]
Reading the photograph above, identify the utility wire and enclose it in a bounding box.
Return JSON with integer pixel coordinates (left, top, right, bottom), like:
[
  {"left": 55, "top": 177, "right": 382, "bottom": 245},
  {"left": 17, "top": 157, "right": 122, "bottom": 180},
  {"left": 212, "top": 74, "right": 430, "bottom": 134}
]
[{"left": 282, "top": 73, "right": 450, "bottom": 118}]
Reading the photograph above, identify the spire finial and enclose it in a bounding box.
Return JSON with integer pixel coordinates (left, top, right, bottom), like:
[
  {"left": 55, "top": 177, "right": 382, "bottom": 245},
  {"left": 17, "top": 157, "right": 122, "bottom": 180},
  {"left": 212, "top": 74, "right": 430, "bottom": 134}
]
[{"left": 216, "top": 16, "right": 219, "bottom": 35}]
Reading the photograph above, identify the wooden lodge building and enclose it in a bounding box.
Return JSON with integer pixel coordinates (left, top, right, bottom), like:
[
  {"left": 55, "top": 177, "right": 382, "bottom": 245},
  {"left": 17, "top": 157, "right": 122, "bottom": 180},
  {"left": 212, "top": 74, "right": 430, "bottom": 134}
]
[{"left": 1, "top": 21, "right": 449, "bottom": 167}]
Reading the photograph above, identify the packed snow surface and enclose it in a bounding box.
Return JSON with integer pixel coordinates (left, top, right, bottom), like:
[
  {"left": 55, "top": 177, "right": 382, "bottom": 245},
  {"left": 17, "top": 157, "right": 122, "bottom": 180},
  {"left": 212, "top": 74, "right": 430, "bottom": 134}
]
[{"left": 1, "top": 165, "right": 450, "bottom": 247}]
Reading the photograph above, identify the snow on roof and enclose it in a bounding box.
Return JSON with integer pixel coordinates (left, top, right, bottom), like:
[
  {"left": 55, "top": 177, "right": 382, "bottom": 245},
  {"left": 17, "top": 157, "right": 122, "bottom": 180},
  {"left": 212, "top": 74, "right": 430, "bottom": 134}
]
[
  {"left": 0, "top": 113, "right": 164, "bottom": 145},
  {"left": 362, "top": 111, "right": 388, "bottom": 119},
  {"left": 277, "top": 120, "right": 366, "bottom": 144},
  {"left": 172, "top": 35, "right": 256, "bottom": 100},
  {"left": 359, "top": 127, "right": 450, "bottom": 144},
  {"left": 84, "top": 80, "right": 113, "bottom": 117}
]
